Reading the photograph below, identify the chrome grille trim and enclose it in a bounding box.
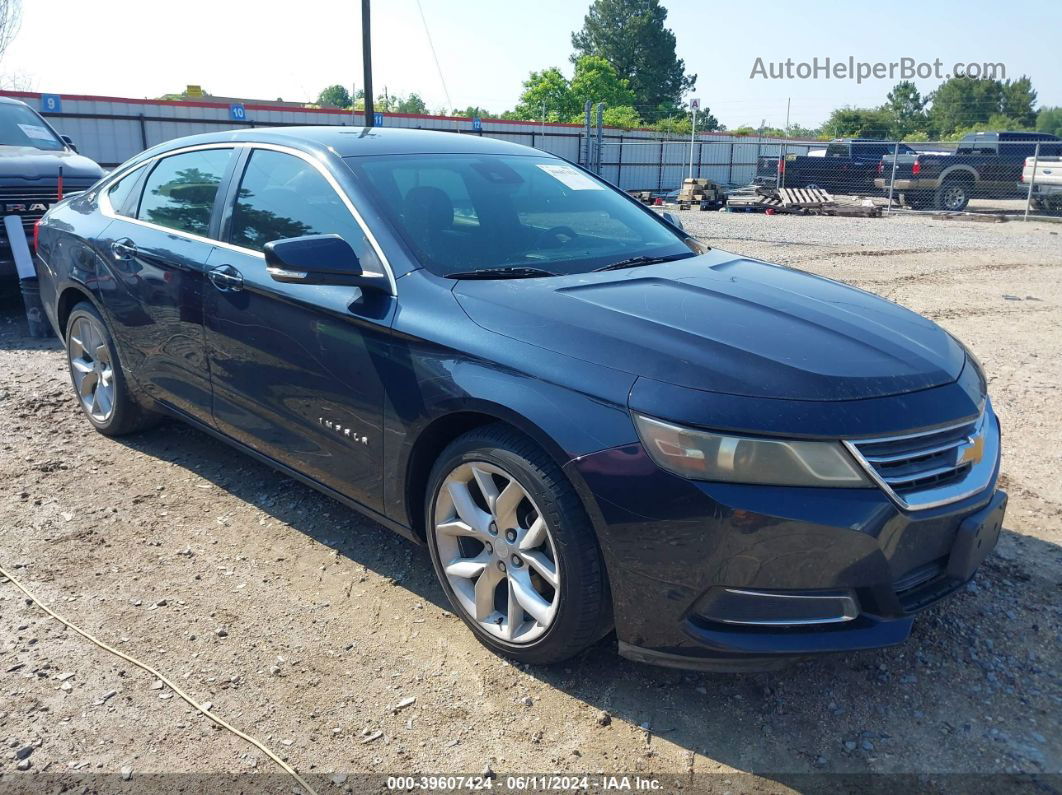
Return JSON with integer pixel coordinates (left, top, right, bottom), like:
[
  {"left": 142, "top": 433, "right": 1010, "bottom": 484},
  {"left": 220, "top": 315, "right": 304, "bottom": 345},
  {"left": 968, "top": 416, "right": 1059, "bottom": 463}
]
[{"left": 843, "top": 400, "right": 999, "bottom": 511}]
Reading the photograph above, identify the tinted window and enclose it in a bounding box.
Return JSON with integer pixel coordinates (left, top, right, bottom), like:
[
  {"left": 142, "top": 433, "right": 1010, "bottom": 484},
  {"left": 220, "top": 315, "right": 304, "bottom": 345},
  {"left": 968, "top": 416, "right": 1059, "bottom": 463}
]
[
  {"left": 138, "top": 149, "right": 232, "bottom": 236},
  {"left": 105, "top": 166, "right": 146, "bottom": 217},
  {"left": 0, "top": 103, "right": 64, "bottom": 151},
  {"left": 229, "top": 150, "right": 368, "bottom": 256},
  {"left": 349, "top": 154, "right": 690, "bottom": 276}
]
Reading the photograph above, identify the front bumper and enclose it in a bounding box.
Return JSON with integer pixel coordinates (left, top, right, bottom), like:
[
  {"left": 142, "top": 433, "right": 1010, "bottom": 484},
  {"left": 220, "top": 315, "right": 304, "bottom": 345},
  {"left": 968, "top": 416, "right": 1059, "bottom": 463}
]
[{"left": 567, "top": 436, "right": 1004, "bottom": 672}]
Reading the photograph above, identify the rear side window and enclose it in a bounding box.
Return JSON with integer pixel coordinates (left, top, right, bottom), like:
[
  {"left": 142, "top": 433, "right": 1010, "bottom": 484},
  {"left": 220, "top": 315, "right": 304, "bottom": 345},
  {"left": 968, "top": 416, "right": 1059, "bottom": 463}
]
[
  {"left": 104, "top": 165, "right": 146, "bottom": 217},
  {"left": 137, "top": 148, "right": 233, "bottom": 236},
  {"left": 228, "top": 149, "right": 368, "bottom": 256}
]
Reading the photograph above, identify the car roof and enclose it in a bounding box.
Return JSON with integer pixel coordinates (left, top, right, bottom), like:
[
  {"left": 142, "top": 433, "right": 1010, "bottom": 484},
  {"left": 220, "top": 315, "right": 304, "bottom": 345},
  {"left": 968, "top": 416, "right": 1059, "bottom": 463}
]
[{"left": 140, "top": 126, "right": 549, "bottom": 160}]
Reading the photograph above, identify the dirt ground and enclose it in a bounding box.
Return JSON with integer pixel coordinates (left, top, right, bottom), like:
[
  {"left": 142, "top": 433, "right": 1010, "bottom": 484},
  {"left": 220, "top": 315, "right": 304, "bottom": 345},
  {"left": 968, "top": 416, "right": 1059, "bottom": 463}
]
[{"left": 1, "top": 212, "right": 1060, "bottom": 793}]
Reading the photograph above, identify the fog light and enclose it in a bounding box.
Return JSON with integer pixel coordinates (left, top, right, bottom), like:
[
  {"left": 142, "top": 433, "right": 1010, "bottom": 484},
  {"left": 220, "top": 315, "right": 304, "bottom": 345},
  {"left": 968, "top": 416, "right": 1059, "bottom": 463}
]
[{"left": 694, "top": 588, "right": 858, "bottom": 627}]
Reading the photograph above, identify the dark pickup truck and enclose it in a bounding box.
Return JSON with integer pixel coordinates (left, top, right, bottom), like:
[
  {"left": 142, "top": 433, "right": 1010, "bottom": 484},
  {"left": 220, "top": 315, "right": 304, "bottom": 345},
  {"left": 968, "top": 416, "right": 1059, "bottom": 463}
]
[
  {"left": 874, "top": 131, "right": 1062, "bottom": 211},
  {"left": 755, "top": 139, "right": 914, "bottom": 195},
  {"left": 0, "top": 96, "right": 103, "bottom": 278}
]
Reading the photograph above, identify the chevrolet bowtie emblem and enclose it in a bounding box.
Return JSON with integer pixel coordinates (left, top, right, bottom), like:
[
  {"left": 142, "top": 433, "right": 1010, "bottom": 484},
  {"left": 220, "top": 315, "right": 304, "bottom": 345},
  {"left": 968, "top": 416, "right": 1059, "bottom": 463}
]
[{"left": 957, "top": 434, "right": 984, "bottom": 467}]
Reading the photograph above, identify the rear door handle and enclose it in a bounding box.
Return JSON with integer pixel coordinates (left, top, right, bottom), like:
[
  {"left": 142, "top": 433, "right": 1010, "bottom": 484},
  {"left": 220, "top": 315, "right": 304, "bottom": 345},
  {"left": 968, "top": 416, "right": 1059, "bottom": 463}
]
[
  {"left": 208, "top": 264, "right": 244, "bottom": 292},
  {"left": 111, "top": 238, "right": 137, "bottom": 260}
]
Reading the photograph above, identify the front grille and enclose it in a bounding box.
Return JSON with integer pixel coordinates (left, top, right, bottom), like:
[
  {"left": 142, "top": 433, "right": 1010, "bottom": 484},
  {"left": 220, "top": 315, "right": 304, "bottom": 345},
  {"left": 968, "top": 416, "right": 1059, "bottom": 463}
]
[
  {"left": 0, "top": 184, "right": 94, "bottom": 233},
  {"left": 845, "top": 407, "right": 996, "bottom": 510}
]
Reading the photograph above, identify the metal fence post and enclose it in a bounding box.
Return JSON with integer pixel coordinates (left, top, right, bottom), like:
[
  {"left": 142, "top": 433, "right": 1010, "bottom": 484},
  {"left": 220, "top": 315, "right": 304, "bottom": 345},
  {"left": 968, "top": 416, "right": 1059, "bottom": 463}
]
[
  {"left": 594, "top": 103, "right": 604, "bottom": 174},
  {"left": 617, "top": 134, "right": 624, "bottom": 188},
  {"left": 887, "top": 141, "right": 899, "bottom": 214},
  {"left": 138, "top": 113, "right": 148, "bottom": 150},
  {"left": 777, "top": 141, "right": 787, "bottom": 190},
  {"left": 727, "top": 142, "right": 734, "bottom": 185},
  {"left": 583, "top": 101, "right": 592, "bottom": 166},
  {"left": 1024, "top": 142, "right": 1040, "bottom": 221},
  {"left": 658, "top": 139, "right": 665, "bottom": 192}
]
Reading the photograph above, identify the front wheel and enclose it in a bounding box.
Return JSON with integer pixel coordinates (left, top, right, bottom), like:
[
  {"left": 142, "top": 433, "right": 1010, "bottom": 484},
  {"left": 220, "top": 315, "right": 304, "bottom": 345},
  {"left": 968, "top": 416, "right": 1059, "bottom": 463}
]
[
  {"left": 65, "top": 301, "right": 159, "bottom": 436},
  {"left": 425, "top": 425, "right": 611, "bottom": 664}
]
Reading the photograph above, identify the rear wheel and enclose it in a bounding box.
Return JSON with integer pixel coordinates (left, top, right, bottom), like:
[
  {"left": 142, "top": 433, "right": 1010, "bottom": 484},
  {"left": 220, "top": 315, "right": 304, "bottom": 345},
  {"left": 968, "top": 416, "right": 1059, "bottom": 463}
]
[
  {"left": 65, "top": 302, "right": 159, "bottom": 436},
  {"left": 425, "top": 425, "right": 611, "bottom": 664},
  {"left": 936, "top": 179, "right": 971, "bottom": 211}
]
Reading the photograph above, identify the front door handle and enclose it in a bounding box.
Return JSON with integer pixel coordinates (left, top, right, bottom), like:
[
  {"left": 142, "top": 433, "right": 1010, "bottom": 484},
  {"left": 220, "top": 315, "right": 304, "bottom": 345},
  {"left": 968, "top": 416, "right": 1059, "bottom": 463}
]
[
  {"left": 111, "top": 238, "right": 137, "bottom": 260},
  {"left": 208, "top": 264, "right": 244, "bottom": 292}
]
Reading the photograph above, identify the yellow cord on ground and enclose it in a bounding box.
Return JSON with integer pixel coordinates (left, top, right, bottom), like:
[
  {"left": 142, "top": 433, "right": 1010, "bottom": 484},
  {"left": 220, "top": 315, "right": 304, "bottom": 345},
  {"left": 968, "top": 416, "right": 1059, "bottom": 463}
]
[{"left": 0, "top": 563, "right": 318, "bottom": 795}]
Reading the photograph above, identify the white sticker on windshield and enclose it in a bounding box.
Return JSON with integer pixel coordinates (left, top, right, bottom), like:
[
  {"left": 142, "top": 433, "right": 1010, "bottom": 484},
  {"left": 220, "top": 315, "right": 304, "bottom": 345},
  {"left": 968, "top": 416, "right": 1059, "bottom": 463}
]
[
  {"left": 536, "top": 163, "right": 604, "bottom": 190},
  {"left": 18, "top": 123, "right": 54, "bottom": 141}
]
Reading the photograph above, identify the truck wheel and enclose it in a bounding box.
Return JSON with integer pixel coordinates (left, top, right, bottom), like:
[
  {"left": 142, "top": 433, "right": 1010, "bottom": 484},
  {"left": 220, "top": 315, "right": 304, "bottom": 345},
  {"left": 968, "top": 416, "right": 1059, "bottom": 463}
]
[
  {"left": 425, "top": 424, "right": 611, "bottom": 665},
  {"left": 936, "top": 179, "right": 971, "bottom": 212},
  {"left": 65, "top": 302, "right": 160, "bottom": 436}
]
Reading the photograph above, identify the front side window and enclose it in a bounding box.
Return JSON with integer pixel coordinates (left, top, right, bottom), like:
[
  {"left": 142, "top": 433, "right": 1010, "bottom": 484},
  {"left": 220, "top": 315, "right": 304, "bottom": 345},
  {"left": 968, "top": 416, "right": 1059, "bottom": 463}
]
[
  {"left": 348, "top": 154, "right": 690, "bottom": 276},
  {"left": 0, "top": 104, "right": 64, "bottom": 151},
  {"left": 229, "top": 149, "right": 369, "bottom": 257},
  {"left": 137, "top": 149, "right": 233, "bottom": 236}
]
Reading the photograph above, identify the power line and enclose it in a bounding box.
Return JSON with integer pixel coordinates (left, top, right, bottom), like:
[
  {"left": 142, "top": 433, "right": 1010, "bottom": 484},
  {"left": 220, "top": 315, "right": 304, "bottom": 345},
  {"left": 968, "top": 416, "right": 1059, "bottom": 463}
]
[{"left": 415, "top": 0, "right": 452, "bottom": 111}]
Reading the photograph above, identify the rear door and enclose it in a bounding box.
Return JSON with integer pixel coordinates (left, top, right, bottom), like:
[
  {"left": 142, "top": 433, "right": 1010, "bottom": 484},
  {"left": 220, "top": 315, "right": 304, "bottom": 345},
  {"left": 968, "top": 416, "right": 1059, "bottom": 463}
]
[
  {"left": 97, "top": 145, "right": 237, "bottom": 423},
  {"left": 202, "top": 146, "right": 395, "bottom": 513}
]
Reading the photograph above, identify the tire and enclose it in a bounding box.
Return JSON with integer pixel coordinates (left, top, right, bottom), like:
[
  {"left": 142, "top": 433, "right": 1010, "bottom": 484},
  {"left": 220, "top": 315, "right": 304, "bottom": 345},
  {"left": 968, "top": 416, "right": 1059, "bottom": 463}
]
[
  {"left": 935, "top": 179, "right": 971, "bottom": 212},
  {"left": 425, "top": 424, "right": 611, "bottom": 665},
  {"left": 65, "top": 301, "right": 160, "bottom": 436}
]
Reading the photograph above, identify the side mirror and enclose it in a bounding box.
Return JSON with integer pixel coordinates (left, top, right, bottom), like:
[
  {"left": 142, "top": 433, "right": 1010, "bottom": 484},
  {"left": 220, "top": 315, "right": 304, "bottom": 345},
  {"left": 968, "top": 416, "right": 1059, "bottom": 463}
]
[
  {"left": 60, "top": 135, "right": 78, "bottom": 152},
  {"left": 264, "top": 234, "right": 390, "bottom": 292},
  {"left": 661, "top": 211, "right": 685, "bottom": 232}
]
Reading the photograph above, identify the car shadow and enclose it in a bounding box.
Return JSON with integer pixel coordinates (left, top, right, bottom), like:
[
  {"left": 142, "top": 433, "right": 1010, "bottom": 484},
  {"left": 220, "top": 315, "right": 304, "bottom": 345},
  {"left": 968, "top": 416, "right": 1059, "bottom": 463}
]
[{"left": 107, "top": 417, "right": 1059, "bottom": 783}]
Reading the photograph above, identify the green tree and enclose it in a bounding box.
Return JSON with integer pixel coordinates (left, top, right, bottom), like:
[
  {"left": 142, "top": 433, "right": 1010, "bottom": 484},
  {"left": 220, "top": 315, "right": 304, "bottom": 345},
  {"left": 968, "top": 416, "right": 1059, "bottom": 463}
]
[
  {"left": 1037, "top": 106, "right": 1062, "bottom": 138},
  {"left": 1000, "top": 76, "right": 1037, "bottom": 128},
  {"left": 396, "top": 93, "right": 428, "bottom": 114},
  {"left": 569, "top": 55, "right": 636, "bottom": 110},
  {"left": 571, "top": 0, "right": 695, "bottom": 122},
  {"left": 601, "top": 105, "right": 643, "bottom": 129},
  {"left": 928, "top": 77, "right": 1003, "bottom": 138},
  {"left": 453, "top": 106, "right": 496, "bottom": 119},
  {"left": 316, "top": 84, "right": 352, "bottom": 108},
  {"left": 884, "top": 81, "right": 929, "bottom": 138},
  {"left": 823, "top": 107, "right": 893, "bottom": 138},
  {"left": 514, "top": 66, "right": 577, "bottom": 121}
]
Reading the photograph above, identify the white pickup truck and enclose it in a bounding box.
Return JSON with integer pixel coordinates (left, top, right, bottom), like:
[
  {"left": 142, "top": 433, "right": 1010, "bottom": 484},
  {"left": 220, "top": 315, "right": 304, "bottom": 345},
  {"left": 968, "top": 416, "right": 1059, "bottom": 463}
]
[{"left": 1021, "top": 156, "right": 1062, "bottom": 214}]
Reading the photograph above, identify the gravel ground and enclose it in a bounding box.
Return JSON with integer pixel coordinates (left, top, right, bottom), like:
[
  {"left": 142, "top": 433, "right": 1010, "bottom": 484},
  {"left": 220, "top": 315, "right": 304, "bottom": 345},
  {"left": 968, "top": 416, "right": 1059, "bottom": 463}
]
[{"left": 1, "top": 212, "right": 1060, "bottom": 792}]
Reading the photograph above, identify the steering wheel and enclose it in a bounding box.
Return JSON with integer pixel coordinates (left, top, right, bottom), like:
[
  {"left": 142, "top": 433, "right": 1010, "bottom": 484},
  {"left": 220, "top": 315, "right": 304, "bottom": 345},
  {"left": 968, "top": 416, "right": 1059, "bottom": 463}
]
[{"left": 534, "top": 225, "right": 580, "bottom": 249}]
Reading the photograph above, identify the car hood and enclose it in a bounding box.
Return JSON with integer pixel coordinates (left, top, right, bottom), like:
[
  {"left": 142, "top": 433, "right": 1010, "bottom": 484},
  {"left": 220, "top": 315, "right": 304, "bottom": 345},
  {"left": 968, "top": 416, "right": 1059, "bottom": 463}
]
[
  {"left": 0, "top": 145, "right": 103, "bottom": 181},
  {"left": 453, "top": 251, "right": 965, "bottom": 402}
]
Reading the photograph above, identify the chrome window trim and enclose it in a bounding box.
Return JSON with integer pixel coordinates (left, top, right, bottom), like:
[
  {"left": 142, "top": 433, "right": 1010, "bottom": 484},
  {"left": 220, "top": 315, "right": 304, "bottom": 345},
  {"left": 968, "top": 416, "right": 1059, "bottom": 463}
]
[
  {"left": 97, "top": 141, "right": 397, "bottom": 296},
  {"left": 843, "top": 401, "right": 999, "bottom": 512}
]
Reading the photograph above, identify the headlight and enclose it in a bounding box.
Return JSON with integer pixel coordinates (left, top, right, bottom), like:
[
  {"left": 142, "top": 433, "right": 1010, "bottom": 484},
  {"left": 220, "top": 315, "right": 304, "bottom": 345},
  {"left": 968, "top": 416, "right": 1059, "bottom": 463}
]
[{"left": 633, "top": 413, "right": 871, "bottom": 487}]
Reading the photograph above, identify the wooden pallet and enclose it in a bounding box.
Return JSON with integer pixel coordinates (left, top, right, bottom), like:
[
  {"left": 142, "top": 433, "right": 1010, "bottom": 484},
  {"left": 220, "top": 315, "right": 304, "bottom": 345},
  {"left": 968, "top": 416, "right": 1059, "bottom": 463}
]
[{"left": 777, "top": 187, "right": 833, "bottom": 208}]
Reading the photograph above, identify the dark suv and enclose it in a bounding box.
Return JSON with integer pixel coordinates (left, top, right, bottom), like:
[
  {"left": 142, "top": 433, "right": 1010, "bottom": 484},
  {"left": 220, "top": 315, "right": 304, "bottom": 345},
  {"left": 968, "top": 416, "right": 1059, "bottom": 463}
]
[{"left": 34, "top": 128, "right": 1005, "bottom": 670}]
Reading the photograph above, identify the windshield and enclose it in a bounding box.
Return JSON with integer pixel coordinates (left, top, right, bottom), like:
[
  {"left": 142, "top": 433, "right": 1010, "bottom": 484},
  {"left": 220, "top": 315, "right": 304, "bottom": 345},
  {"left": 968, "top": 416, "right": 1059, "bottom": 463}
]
[
  {"left": 346, "top": 154, "right": 693, "bottom": 276},
  {"left": 0, "top": 104, "right": 64, "bottom": 151}
]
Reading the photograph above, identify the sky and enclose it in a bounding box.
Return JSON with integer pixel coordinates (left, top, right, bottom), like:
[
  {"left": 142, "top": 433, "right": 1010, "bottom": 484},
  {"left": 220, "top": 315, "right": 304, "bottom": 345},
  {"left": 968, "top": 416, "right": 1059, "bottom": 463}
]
[{"left": 2, "top": 0, "right": 1060, "bottom": 130}]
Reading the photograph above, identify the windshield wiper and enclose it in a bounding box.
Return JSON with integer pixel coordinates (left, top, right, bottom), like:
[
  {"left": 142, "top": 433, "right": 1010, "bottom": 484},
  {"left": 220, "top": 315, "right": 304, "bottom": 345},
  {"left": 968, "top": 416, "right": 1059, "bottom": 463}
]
[
  {"left": 592, "top": 253, "right": 693, "bottom": 272},
  {"left": 444, "top": 266, "right": 558, "bottom": 280}
]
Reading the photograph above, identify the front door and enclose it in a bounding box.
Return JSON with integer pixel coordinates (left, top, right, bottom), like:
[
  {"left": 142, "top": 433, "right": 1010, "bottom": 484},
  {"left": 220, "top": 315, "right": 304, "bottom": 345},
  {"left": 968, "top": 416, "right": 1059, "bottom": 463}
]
[
  {"left": 203, "top": 147, "right": 395, "bottom": 512},
  {"left": 97, "top": 146, "right": 236, "bottom": 423}
]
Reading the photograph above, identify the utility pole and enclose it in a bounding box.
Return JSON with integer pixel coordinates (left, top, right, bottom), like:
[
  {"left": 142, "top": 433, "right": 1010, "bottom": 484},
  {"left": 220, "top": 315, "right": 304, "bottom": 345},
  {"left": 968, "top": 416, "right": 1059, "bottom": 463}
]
[
  {"left": 688, "top": 98, "right": 700, "bottom": 180},
  {"left": 362, "top": 0, "right": 374, "bottom": 127}
]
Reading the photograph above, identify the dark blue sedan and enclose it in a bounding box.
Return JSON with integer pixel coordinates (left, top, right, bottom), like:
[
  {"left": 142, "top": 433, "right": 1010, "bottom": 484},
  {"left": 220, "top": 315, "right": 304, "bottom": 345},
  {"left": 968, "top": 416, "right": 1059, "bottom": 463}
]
[{"left": 33, "top": 128, "right": 1005, "bottom": 670}]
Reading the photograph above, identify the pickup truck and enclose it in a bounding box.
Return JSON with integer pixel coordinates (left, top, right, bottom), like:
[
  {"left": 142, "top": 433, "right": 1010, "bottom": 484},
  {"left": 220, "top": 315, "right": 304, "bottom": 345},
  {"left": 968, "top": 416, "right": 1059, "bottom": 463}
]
[
  {"left": 0, "top": 96, "right": 104, "bottom": 279},
  {"left": 1021, "top": 155, "right": 1062, "bottom": 214},
  {"left": 875, "top": 131, "right": 1062, "bottom": 211},
  {"left": 755, "top": 139, "right": 914, "bottom": 195}
]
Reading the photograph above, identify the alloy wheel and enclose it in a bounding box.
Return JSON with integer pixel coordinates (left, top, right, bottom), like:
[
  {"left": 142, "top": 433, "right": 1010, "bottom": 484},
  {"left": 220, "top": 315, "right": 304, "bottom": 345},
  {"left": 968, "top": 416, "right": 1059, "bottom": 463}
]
[
  {"left": 433, "top": 461, "right": 560, "bottom": 643},
  {"left": 943, "top": 185, "right": 967, "bottom": 210},
  {"left": 68, "top": 315, "right": 115, "bottom": 423}
]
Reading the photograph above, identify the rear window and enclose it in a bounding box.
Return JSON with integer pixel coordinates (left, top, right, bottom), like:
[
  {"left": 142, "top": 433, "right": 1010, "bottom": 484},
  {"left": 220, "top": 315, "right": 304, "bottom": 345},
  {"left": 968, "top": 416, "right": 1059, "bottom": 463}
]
[{"left": 137, "top": 148, "right": 233, "bottom": 236}]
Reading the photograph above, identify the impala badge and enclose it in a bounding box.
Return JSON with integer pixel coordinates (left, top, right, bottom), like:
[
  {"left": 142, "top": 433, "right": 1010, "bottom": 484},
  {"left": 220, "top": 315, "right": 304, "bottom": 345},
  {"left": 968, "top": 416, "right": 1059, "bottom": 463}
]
[{"left": 318, "top": 417, "right": 369, "bottom": 445}]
